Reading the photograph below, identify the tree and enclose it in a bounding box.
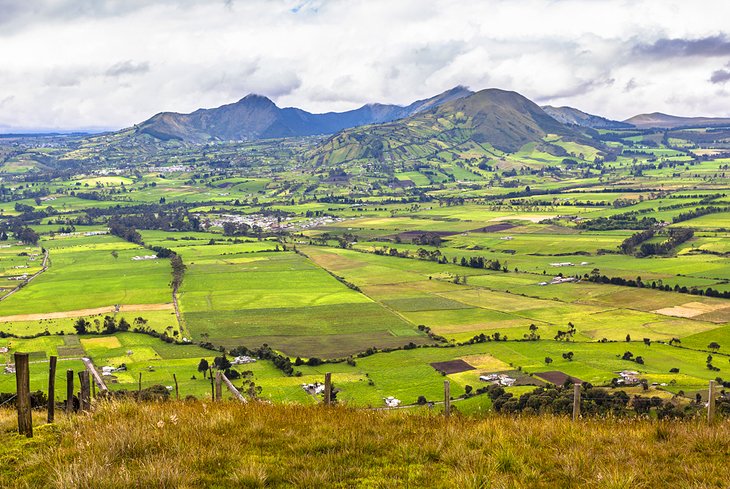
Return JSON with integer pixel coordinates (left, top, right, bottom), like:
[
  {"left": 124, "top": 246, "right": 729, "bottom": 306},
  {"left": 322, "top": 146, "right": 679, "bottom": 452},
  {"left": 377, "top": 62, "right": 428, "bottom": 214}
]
[
  {"left": 118, "top": 317, "right": 130, "bottom": 331},
  {"left": 562, "top": 352, "right": 574, "bottom": 361},
  {"left": 643, "top": 338, "right": 651, "bottom": 347},
  {"left": 626, "top": 334, "right": 631, "bottom": 342},
  {"left": 708, "top": 342, "right": 721, "bottom": 352},
  {"left": 197, "top": 359, "right": 209, "bottom": 378},
  {"left": 73, "top": 318, "right": 89, "bottom": 334},
  {"left": 103, "top": 315, "right": 116, "bottom": 334},
  {"left": 213, "top": 354, "right": 232, "bottom": 371},
  {"left": 544, "top": 357, "right": 553, "bottom": 365}
]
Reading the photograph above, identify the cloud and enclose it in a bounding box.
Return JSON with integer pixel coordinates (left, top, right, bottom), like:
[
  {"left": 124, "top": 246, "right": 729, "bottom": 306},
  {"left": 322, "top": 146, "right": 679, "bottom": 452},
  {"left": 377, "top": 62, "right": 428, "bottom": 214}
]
[
  {"left": 3, "top": 0, "right": 730, "bottom": 130},
  {"left": 105, "top": 61, "right": 150, "bottom": 78},
  {"left": 633, "top": 35, "right": 730, "bottom": 59}
]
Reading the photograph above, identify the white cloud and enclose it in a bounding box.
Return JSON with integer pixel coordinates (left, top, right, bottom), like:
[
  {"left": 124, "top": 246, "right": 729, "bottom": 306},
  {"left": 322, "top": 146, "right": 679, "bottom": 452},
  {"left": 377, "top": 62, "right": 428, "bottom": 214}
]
[{"left": 1, "top": 0, "right": 730, "bottom": 131}]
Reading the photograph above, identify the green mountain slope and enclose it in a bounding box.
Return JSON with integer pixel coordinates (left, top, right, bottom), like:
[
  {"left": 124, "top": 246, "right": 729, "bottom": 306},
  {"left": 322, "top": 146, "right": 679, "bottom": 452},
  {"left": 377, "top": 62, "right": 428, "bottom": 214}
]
[{"left": 307, "top": 88, "right": 602, "bottom": 167}]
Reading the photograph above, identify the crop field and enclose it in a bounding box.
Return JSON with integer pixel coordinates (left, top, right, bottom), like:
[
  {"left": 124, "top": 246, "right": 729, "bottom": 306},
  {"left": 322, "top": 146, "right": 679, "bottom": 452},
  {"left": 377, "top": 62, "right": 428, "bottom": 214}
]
[{"left": 177, "top": 245, "right": 428, "bottom": 357}]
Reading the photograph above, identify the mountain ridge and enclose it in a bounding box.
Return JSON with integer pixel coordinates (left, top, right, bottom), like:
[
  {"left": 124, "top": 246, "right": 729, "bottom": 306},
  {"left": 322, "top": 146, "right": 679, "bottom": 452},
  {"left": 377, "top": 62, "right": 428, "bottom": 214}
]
[
  {"left": 542, "top": 105, "right": 634, "bottom": 129},
  {"left": 136, "top": 87, "right": 473, "bottom": 142},
  {"left": 623, "top": 112, "right": 730, "bottom": 129}
]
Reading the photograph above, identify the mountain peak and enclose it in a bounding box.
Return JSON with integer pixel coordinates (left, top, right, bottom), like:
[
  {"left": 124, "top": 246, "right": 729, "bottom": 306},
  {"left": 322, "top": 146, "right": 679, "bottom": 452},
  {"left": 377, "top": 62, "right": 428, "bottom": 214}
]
[{"left": 237, "top": 94, "right": 276, "bottom": 106}]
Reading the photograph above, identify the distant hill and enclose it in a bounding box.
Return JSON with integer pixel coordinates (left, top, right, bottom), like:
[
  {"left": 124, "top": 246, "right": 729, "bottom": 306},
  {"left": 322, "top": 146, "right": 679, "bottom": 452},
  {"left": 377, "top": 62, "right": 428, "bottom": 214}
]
[
  {"left": 135, "top": 87, "right": 472, "bottom": 142},
  {"left": 624, "top": 112, "right": 730, "bottom": 129},
  {"left": 307, "top": 88, "right": 600, "bottom": 166},
  {"left": 542, "top": 106, "right": 634, "bottom": 129}
]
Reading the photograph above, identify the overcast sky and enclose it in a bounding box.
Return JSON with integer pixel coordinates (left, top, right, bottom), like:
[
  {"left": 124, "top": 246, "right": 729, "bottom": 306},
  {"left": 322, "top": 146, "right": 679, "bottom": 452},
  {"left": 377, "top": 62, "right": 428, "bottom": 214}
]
[{"left": 2, "top": 0, "right": 730, "bottom": 132}]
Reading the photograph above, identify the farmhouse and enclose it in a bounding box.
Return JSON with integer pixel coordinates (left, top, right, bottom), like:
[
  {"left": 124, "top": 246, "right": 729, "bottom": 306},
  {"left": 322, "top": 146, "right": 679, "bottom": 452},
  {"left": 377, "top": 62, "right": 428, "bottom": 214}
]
[
  {"left": 231, "top": 355, "right": 256, "bottom": 365},
  {"left": 617, "top": 370, "right": 640, "bottom": 384},
  {"left": 384, "top": 396, "right": 401, "bottom": 407},
  {"left": 479, "top": 373, "right": 516, "bottom": 386},
  {"left": 302, "top": 383, "right": 325, "bottom": 395},
  {"left": 550, "top": 276, "right": 578, "bottom": 285}
]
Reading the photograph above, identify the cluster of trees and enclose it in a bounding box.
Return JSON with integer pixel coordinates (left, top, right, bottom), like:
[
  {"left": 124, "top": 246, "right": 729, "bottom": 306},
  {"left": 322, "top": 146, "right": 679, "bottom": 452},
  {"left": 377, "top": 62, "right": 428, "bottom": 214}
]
[
  {"left": 621, "top": 351, "right": 645, "bottom": 365},
  {"left": 585, "top": 269, "right": 730, "bottom": 298},
  {"left": 222, "top": 221, "right": 264, "bottom": 237},
  {"left": 459, "top": 256, "right": 503, "bottom": 271},
  {"left": 108, "top": 219, "right": 143, "bottom": 244},
  {"left": 411, "top": 233, "right": 444, "bottom": 247},
  {"left": 230, "top": 345, "right": 294, "bottom": 376},
  {"left": 620, "top": 228, "right": 655, "bottom": 254},
  {"left": 637, "top": 228, "right": 694, "bottom": 256},
  {"left": 73, "top": 315, "right": 132, "bottom": 335},
  {"left": 672, "top": 205, "right": 730, "bottom": 224},
  {"left": 485, "top": 382, "right": 707, "bottom": 418},
  {"left": 578, "top": 215, "right": 658, "bottom": 231}
]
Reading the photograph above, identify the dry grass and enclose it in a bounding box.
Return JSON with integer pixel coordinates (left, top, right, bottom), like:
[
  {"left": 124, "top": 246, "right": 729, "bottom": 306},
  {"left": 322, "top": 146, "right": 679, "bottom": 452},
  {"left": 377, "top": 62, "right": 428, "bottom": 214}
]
[{"left": 1, "top": 401, "right": 729, "bottom": 488}]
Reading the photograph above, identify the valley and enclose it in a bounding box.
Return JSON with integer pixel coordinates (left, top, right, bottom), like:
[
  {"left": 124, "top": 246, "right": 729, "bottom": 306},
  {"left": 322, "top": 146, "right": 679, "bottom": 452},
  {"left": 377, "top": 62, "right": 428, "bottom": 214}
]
[{"left": 0, "top": 87, "right": 729, "bottom": 413}]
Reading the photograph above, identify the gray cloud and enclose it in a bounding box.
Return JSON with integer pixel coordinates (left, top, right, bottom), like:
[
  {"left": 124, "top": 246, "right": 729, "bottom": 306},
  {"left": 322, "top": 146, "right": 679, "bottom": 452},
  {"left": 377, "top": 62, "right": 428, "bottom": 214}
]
[
  {"left": 105, "top": 61, "right": 150, "bottom": 77},
  {"left": 633, "top": 35, "right": 730, "bottom": 59},
  {"left": 710, "top": 69, "right": 730, "bottom": 84}
]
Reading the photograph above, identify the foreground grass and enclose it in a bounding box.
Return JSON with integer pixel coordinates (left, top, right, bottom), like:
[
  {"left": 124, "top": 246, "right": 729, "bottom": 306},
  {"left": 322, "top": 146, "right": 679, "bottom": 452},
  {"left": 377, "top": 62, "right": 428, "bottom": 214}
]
[{"left": 1, "top": 402, "right": 729, "bottom": 488}]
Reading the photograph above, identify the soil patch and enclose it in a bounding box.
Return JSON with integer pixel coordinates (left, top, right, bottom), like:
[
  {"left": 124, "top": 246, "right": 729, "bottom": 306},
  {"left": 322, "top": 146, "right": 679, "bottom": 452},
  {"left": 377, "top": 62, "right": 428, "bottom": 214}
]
[
  {"left": 535, "top": 371, "right": 583, "bottom": 386},
  {"left": 430, "top": 359, "right": 475, "bottom": 375},
  {"left": 471, "top": 223, "right": 516, "bottom": 233}
]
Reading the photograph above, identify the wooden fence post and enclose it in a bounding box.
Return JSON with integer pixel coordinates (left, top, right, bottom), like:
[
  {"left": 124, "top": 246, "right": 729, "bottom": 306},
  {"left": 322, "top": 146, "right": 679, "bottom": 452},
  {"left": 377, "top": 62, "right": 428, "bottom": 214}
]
[
  {"left": 14, "top": 353, "right": 32, "bottom": 437},
  {"left": 91, "top": 378, "right": 96, "bottom": 398},
  {"left": 209, "top": 368, "right": 215, "bottom": 400},
  {"left": 173, "top": 374, "right": 179, "bottom": 401},
  {"left": 215, "top": 371, "right": 223, "bottom": 401},
  {"left": 220, "top": 372, "right": 247, "bottom": 403},
  {"left": 324, "top": 372, "right": 332, "bottom": 405},
  {"left": 78, "top": 371, "right": 90, "bottom": 412},
  {"left": 444, "top": 379, "right": 451, "bottom": 417},
  {"left": 708, "top": 380, "right": 716, "bottom": 425},
  {"left": 573, "top": 383, "right": 581, "bottom": 421},
  {"left": 138, "top": 372, "right": 142, "bottom": 397},
  {"left": 47, "top": 355, "right": 57, "bottom": 423},
  {"left": 66, "top": 369, "right": 74, "bottom": 414}
]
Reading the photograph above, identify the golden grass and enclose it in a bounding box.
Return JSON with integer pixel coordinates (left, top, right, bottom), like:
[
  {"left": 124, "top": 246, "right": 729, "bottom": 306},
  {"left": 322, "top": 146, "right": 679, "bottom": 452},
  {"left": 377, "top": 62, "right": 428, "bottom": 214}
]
[{"left": 0, "top": 401, "right": 729, "bottom": 488}]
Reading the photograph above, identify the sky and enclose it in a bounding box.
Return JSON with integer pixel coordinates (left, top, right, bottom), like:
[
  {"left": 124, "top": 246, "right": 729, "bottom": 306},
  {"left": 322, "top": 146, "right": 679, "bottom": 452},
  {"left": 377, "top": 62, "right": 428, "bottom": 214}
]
[{"left": 1, "top": 0, "right": 730, "bottom": 132}]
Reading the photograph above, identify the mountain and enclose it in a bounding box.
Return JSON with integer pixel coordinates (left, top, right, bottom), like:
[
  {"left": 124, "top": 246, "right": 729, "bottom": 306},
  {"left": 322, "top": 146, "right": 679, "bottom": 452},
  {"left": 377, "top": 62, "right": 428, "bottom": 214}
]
[
  {"left": 307, "top": 88, "right": 600, "bottom": 166},
  {"left": 624, "top": 112, "right": 730, "bottom": 129},
  {"left": 542, "top": 106, "right": 634, "bottom": 129},
  {"left": 135, "top": 87, "right": 472, "bottom": 142}
]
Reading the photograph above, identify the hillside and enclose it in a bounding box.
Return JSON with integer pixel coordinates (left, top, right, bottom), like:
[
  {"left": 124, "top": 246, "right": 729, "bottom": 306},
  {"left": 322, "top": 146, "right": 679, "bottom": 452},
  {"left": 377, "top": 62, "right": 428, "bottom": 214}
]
[
  {"left": 2, "top": 401, "right": 728, "bottom": 488},
  {"left": 625, "top": 112, "right": 730, "bottom": 129},
  {"left": 307, "top": 88, "right": 603, "bottom": 167},
  {"left": 542, "top": 105, "right": 634, "bottom": 129},
  {"left": 134, "top": 87, "right": 472, "bottom": 142}
]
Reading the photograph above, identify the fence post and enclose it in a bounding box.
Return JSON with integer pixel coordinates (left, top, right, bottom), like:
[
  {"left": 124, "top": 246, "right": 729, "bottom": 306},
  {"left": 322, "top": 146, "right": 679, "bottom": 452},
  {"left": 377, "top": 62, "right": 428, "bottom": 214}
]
[
  {"left": 78, "top": 371, "right": 90, "bottom": 412},
  {"left": 66, "top": 369, "right": 74, "bottom": 414},
  {"left": 708, "top": 380, "right": 716, "bottom": 425},
  {"left": 573, "top": 383, "right": 581, "bottom": 421},
  {"left": 220, "top": 372, "right": 247, "bottom": 402},
  {"left": 47, "top": 355, "right": 57, "bottom": 423},
  {"left": 215, "top": 371, "right": 222, "bottom": 401},
  {"left": 138, "top": 372, "right": 142, "bottom": 396},
  {"left": 14, "top": 353, "right": 32, "bottom": 437},
  {"left": 173, "top": 373, "right": 179, "bottom": 401},
  {"left": 324, "top": 372, "right": 332, "bottom": 405},
  {"left": 444, "top": 379, "right": 451, "bottom": 417},
  {"left": 209, "top": 368, "right": 215, "bottom": 400}
]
